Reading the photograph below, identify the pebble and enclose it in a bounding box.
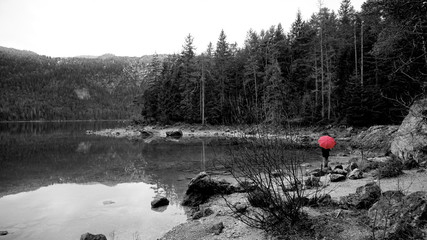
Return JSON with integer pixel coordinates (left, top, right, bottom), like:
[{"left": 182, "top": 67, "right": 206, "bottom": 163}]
[{"left": 102, "top": 200, "right": 115, "bottom": 205}]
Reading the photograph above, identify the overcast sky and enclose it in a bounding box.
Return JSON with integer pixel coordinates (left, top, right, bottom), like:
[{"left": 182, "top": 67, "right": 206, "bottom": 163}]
[{"left": 0, "top": 0, "right": 365, "bottom": 57}]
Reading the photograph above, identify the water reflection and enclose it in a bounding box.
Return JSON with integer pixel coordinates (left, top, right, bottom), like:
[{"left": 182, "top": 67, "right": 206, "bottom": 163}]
[
  {"left": 0, "top": 121, "right": 221, "bottom": 240},
  {"left": 0, "top": 182, "right": 186, "bottom": 240}
]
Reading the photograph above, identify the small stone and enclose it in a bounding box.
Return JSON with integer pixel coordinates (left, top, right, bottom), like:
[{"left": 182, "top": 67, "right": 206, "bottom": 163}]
[
  {"left": 348, "top": 168, "right": 363, "bottom": 180},
  {"left": 332, "top": 168, "right": 347, "bottom": 175},
  {"left": 329, "top": 173, "right": 346, "bottom": 182},
  {"left": 204, "top": 207, "right": 214, "bottom": 216},
  {"left": 80, "top": 232, "right": 107, "bottom": 240},
  {"left": 151, "top": 197, "right": 169, "bottom": 208},
  {"left": 192, "top": 210, "right": 204, "bottom": 220},
  {"left": 334, "top": 165, "right": 343, "bottom": 170},
  {"left": 211, "top": 222, "right": 224, "bottom": 235},
  {"left": 102, "top": 200, "right": 115, "bottom": 205},
  {"left": 233, "top": 202, "right": 248, "bottom": 213},
  {"left": 345, "top": 162, "right": 358, "bottom": 172}
]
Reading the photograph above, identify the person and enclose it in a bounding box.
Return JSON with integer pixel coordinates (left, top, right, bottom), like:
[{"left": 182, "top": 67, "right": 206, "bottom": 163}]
[{"left": 321, "top": 147, "right": 330, "bottom": 169}]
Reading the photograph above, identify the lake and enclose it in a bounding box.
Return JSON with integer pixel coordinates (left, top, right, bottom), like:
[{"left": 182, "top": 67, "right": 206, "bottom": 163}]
[
  {"left": 0, "top": 121, "right": 224, "bottom": 240},
  {"left": 0, "top": 121, "right": 323, "bottom": 240}
]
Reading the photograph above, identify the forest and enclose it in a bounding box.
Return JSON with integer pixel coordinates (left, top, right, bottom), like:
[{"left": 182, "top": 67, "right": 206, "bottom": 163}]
[
  {"left": 0, "top": 47, "right": 161, "bottom": 121},
  {"left": 1, "top": 0, "right": 426, "bottom": 126},
  {"left": 135, "top": 0, "right": 426, "bottom": 126}
]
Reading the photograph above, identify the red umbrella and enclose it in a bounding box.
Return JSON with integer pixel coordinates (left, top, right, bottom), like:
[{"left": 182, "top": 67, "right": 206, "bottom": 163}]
[{"left": 318, "top": 135, "right": 335, "bottom": 149}]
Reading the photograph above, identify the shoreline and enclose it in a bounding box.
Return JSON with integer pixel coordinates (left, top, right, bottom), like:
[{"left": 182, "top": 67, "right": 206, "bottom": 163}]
[{"left": 86, "top": 123, "right": 427, "bottom": 239}]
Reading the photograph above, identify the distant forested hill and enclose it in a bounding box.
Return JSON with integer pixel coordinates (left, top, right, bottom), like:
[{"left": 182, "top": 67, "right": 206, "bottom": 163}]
[{"left": 0, "top": 46, "right": 164, "bottom": 121}]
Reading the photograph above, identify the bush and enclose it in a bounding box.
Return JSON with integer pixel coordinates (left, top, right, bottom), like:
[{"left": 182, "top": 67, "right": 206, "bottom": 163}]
[
  {"left": 376, "top": 157, "right": 404, "bottom": 178},
  {"left": 218, "top": 134, "right": 321, "bottom": 235}
]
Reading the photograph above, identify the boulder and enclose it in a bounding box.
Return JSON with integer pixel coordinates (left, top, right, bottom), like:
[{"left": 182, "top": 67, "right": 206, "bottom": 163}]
[
  {"left": 368, "top": 191, "right": 405, "bottom": 229},
  {"left": 151, "top": 197, "right": 169, "bottom": 208},
  {"left": 0, "top": 231, "right": 8, "bottom": 236},
  {"left": 80, "top": 233, "right": 107, "bottom": 240},
  {"left": 166, "top": 130, "right": 183, "bottom": 138},
  {"left": 368, "top": 191, "right": 427, "bottom": 239},
  {"left": 182, "top": 172, "right": 235, "bottom": 207},
  {"left": 329, "top": 173, "right": 346, "bottom": 182},
  {"left": 352, "top": 125, "right": 399, "bottom": 156},
  {"left": 348, "top": 168, "right": 363, "bottom": 180},
  {"left": 391, "top": 99, "right": 427, "bottom": 163},
  {"left": 340, "top": 182, "right": 381, "bottom": 209}
]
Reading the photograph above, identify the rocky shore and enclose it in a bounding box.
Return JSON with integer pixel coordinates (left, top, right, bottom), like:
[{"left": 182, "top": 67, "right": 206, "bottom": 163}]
[{"left": 84, "top": 99, "right": 427, "bottom": 239}]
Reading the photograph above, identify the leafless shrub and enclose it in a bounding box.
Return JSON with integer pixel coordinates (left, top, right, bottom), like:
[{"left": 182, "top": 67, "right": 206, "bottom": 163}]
[{"left": 217, "top": 134, "right": 320, "bottom": 235}]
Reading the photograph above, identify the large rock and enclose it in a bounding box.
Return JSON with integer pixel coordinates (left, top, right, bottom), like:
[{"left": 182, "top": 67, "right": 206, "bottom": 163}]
[
  {"left": 368, "top": 191, "right": 427, "bottom": 239},
  {"left": 340, "top": 182, "right": 381, "bottom": 209},
  {"left": 182, "top": 172, "right": 235, "bottom": 207},
  {"left": 352, "top": 125, "right": 399, "bottom": 156},
  {"left": 80, "top": 233, "right": 107, "bottom": 240},
  {"left": 391, "top": 99, "right": 427, "bottom": 163}
]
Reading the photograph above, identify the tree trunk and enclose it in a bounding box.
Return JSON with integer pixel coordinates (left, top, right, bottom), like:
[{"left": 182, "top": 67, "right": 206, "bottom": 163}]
[
  {"left": 354, "top": 21, "right": 358, "bottom": 78},
  {"left": 360, "top": 21, "right": 364, "bottom": 87},
  {"left": 320, "top": 25, "right": 325, "bottom": 119}
]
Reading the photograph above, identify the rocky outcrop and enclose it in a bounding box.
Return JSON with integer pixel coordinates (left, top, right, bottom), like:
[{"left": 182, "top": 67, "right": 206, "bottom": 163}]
[
  {"left": 352, "top": 125, "right": 399, "bottom": 156},
  {"left": 391, "top": 99, "right": 427, "bottom": 163},
  {"left": 340, "top": 182, "right": 381, "bottom": 209},
  {"left": 151, "top": 197, "right": 170, "bottom": 208},
  {"left": 182, "top": 172, "right": 236, "bottom": 207},
  {"left": 368, "top": 191, "right": 427, "bottom": 239},
  {"left": 80, "top": 233, "right": 107, "bottom": 240}
]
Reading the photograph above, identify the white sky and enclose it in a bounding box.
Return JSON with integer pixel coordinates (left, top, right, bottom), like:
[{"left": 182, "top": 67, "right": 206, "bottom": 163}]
[{"left": 0, "top": 0, "right": 365, "bottom": 57}]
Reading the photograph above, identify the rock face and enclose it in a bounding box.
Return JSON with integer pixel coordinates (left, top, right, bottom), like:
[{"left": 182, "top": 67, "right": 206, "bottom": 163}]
[
  {"left": 368, "top": 191, "right": 427, "bottom": 239},
  {"left": 182, "top": 172, "right": 235, "bottom": 207},
  {"left": 391, "top": 99, "right": 427, "bottom": 163},
  {"left": 80, "top": 233, "right": 107, "bottom": 240},
  {"left": 352, "top": 125, "right": 399, "bottom": 156},
  {"left": 340, "top": 182, "right": 381, "bottom": 209},
  {"left": 151, "top": 197, "right": 170, "bottom": 208}
]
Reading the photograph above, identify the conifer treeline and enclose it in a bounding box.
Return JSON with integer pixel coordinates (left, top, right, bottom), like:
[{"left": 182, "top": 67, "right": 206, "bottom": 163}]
[
  {"left": 0, "top": 48, "right": 158, "bottom": 121},
  {"left": 135, "top": 0, "right": 426, "bottom": 126}
]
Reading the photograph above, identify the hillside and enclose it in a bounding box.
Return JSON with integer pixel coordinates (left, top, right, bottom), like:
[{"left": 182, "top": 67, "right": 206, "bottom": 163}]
[{"left": 0, "top": 46, "right": 165, "bottom": 121}]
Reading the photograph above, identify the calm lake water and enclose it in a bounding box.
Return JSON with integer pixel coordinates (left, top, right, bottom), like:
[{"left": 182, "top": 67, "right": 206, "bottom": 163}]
[
  {"left": 0, "top": 121, "right": 323, "bottom": 240},
  {"left": 0, "top": 121, "right": 223, "bottom": 240}
]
